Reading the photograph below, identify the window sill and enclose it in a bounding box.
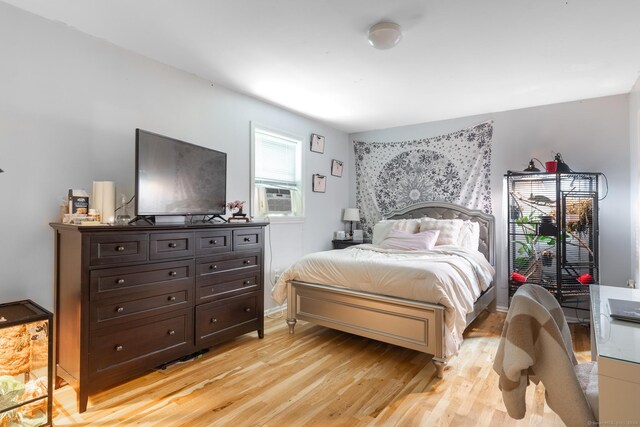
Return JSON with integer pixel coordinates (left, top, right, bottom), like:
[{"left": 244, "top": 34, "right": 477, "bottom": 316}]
[{"left": 256, "top": 215, "right": 306, "bottom": 224}]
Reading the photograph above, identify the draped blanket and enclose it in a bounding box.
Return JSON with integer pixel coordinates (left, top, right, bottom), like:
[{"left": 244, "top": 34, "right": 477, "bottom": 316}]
[
  {"left": 493, "top": 284, "right": 597, "bottom": 426},
  {"left": 354, "top": 121, "right": 493, "bottom": 236}
]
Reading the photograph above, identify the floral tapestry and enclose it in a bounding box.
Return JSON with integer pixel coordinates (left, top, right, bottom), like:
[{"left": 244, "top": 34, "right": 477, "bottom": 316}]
[{"left": 353, "top": 121, "right": 493, "bottom": 236}]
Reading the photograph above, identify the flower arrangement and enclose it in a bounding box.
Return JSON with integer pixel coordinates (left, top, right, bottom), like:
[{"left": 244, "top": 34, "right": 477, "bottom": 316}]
[{"left": 226, "top": 200, "right": 245, "bottom": 216}]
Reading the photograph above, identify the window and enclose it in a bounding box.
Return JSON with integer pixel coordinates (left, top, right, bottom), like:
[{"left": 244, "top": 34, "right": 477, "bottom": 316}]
[{"left": 251, "top": 123, "right": 304, "bottom": 219}]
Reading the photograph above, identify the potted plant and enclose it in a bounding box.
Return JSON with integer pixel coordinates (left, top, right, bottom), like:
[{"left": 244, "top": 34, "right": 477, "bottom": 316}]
[
  {"left": 226, "top": 200, "right": 246, "bottom": 217},
  {"left": 513, "top": 215, "right": 556, "bottom": 280}
]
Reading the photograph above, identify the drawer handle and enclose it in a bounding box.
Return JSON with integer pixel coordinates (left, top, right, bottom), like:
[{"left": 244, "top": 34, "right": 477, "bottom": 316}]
[
  {"left": 244, "top": 259, "right": 251, "bottom": 265},
  {"left": 116, "top": 279, "right": 125, "bottom": 285},
  {"left": 115, "top": 345, "right": 123, "bottom": 352},
  {"left": 168, "top": 242, "right": 177, "bottom": 248},
  {"left": 210, "top": 239, "right": 218, "bottom": 245},
  {"left": 168, "top": 329, "right": 176, "bottom": 336},
  {"left": 115, "top": 306, "right": 124, "bottom": 313},
  {"left": 244, "top": 307, "right": 251, "bottom": 313},
  {"left": 210, "top": 318, "right": 217, "bottom": 323},
  {"left": 115, "top": 246, "right": 125, "bottom": 252},
  {"left": 244, "top": 280, "right": 251, "bottom": 285},
  {"left": 210, "top": 265, "right": 218, "bottom": 270},
  {"left": 243, "top": 237, "right": 251, "bottom": 242},
  {"left": 169, "top": 271, "right": 177, "bottom": 277},
  {"left": 168, "top": 296, "right": 176, "bottom": 302}
]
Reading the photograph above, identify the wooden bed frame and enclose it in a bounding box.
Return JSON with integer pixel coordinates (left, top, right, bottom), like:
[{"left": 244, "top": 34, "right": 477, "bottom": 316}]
[{"left": 285, "top": 202, "right": 496, "bottom": 378}]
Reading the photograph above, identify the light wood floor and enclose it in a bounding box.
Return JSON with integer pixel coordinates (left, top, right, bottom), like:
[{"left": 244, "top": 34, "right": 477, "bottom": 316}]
[{"left": 52, "top": 310, "right": 591, "bottom": 426}]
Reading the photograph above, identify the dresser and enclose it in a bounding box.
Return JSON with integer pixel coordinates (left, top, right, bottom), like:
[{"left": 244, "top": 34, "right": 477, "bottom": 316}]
[{"left": 50, "top": 222, "right": 266, "bottom": 413}]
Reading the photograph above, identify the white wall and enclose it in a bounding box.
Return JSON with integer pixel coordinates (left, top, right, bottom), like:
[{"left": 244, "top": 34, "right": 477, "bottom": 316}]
[
  {"left": 0, "top": 3, "right": 350, "bottom": 312},
  {"left": 629, "top": 77, "right": 640, "bottom": 286},
  {"left": 350, "top": 95, "right": 630, "bottom": 308}
]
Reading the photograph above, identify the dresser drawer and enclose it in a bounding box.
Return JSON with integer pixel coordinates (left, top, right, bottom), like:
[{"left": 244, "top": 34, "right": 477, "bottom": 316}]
[
  {"left": 90, "top": 234, "right": 148, "bottom": 266},
  {"left": 196, "top": 269, "right": 260, "bottom": 303},
  {"left": 195, "top": 230, "right": 232, "bottom": 256},
  {"left": 91, "top": 283, "right": 192, "bottom": 329},
  {"left": 150, "top": 232, "right": 194, "bottom": 260},
  {"left": 196, "top": 251, "right": 260, "bottom": 276},
  {"left": 90, "top": 260, "right": 194, "bottom": 300},
  {"left": 195, "top": 293, "right": 259, "bottom": 345},
  {"left": 232, "top": 228, "right": 262, "bottom": 251},
  {"left": 91, "top": 308, "right": 192, "bottom": 374}
]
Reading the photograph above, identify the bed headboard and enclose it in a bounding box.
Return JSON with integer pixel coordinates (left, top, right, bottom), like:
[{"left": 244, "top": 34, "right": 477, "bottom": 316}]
[{"left": 386, "top": 201, "right": 495, "bottom": 266}]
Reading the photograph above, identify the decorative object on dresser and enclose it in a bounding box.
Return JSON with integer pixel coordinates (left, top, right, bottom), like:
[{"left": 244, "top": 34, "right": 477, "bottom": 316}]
[
  {"left": 50, "top": 222, "right": 267, "bottom": 413},
  {"left": 227, "top": 200, "right": 249, "bottom": 222},
  {"left": 0, "top": 300, "right": 53, "bottom": 426},
  {"left": 506, "top": 171, "right": 601, "bottom": 309}
]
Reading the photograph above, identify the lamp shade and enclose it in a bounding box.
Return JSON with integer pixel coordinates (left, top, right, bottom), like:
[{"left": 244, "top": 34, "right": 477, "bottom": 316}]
[
  {"left": 343, "top": 208, "right": 360, "bottom": 222},
  {"left": 523, "top": 159, "right": 540, "bottom": 172},
  {"left": 367, "top": 22, "right": 402, "bottom": 49}
]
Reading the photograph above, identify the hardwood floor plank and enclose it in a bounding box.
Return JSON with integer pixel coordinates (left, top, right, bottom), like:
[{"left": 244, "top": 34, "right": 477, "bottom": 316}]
[{"left": 53, "top": 310, "right": 591, "bottom": 426}]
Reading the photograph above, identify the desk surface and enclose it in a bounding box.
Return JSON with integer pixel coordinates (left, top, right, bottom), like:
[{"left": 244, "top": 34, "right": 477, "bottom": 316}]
[{"left": 590, "top": 284, "right": 640, "bottom": 365}]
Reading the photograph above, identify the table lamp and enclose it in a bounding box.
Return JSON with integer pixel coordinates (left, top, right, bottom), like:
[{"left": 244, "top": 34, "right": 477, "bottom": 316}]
[{"left": 343, "top": 208, "right": 360, "bottom": 239}]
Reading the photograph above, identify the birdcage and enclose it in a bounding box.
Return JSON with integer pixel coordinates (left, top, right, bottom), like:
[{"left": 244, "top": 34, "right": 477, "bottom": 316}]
[{"left": 506, "top": 171, "right": 600, "bottom": 307}]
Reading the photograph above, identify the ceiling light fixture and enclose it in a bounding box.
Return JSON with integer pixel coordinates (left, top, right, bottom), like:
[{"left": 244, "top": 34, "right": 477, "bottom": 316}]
[{"left": 367, "top": 22, "right": 402, "bottom": 50}]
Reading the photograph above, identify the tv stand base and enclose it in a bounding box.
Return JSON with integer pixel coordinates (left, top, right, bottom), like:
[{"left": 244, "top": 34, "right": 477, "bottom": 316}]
[{"left": 203, "top": 214, "right": 227, "bottom": 223}]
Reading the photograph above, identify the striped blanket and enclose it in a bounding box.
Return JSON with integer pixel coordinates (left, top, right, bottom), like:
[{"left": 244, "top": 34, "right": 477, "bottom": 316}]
[{"left": 493, "top": 284, "right": 597, "bottom": 426}]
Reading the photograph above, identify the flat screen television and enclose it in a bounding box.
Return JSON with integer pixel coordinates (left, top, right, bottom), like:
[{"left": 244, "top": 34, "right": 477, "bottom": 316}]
[{"left": 135, "top": 129, "right": 227, "bottom": 217}]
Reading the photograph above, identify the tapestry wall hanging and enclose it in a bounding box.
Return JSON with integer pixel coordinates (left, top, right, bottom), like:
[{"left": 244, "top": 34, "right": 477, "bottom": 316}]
[{"left": 353, "top": 121, "right": 493, "bottom": 237}]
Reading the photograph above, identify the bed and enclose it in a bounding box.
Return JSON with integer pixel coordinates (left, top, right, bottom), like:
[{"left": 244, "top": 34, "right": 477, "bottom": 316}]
[{"left": 272, "top": 201, "right": 496, "bottom": 378}]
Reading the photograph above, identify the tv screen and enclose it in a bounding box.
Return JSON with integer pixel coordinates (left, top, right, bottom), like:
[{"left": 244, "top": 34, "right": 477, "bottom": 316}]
[{"left": 135, "top": 129, "right": 227, "bottom": 216}]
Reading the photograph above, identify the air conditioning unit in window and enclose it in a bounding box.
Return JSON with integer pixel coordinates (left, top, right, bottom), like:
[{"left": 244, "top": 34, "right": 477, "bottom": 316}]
[{"left": 264, "top": 187, "right": 292, "bottom": 214}]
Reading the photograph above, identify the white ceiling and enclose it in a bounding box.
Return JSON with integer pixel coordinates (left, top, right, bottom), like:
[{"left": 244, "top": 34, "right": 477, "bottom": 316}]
[{"left": 5, "top": 0, "right": 640, "bottom": 133}]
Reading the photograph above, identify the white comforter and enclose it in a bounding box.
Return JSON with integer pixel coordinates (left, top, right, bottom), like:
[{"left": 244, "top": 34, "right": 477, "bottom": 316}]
[{"left": 271, "top": 244, "right": 495, "bottom": 357}]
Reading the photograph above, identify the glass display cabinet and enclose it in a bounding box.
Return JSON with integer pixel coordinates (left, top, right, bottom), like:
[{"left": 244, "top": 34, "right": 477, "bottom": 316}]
[
  {"left": 506, "top": 171, "right": 601, "bottom": 308},
  {"left": 0, "top": 300, "right": 53, "bottom": 426}
]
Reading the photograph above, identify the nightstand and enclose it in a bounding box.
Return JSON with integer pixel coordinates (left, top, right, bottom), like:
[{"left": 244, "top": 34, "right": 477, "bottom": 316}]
[{"left": 332, "top": 239, "right": 371, "bottom": 249}]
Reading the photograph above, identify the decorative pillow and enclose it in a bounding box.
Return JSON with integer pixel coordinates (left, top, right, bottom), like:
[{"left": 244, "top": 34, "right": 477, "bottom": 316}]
[
  {"left": 458, "top": 220, "right": 480, "bottom": 250},
  {"left": 379, "top": 229, "right": 440, "bottom": 251},
  {"left": 419, "top": 217, "right": 464, "bottom": 246},
  {"left": 372, "top": 219, "right": 421, "bottom": 245}
]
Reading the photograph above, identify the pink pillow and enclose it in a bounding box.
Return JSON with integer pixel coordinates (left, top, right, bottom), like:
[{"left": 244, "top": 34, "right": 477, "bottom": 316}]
[{"left": 379, "top": 229, "right": 440, "bottom": 251}]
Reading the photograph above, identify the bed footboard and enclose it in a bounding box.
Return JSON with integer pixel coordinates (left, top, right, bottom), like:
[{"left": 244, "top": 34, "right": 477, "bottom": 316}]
[{"left": 287, "top": 280, "right": 446, "bottom": 373}]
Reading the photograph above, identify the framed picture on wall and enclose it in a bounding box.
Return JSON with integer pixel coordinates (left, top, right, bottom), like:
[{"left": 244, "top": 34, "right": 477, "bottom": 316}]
[
  {"left": 331, "top": 159, "right": 343, "bottom": 177},
  {"left": 312, "top": 174, "right": 326, "bottom": 193},
  {"left": 310, "top": 134, "right": 325, "bottom": 153}
]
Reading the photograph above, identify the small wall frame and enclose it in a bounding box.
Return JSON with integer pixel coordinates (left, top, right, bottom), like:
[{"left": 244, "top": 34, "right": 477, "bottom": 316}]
[
  {"left": 331, "top": 159, "right": 343, "bottom": 177},
  {"left": 312, "top": 174, "right": 326, "bottom": 193},
  {"left": 310, "top": 134, "right": 325, "bottom": 153}
]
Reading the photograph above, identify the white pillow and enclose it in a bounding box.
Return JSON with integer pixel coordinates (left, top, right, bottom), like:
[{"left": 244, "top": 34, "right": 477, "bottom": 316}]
[
  {"left": 458, "top": 220, "right": 480, "bottom": 250},
  {"left": 419, "top": 217, "right": 464, "bottom": 246},
  {"left": 372, "top": 219, "right": 421, "bottom": 245},
  {"left": 379, "top": 229, "right": 440, "bottom": 251}
]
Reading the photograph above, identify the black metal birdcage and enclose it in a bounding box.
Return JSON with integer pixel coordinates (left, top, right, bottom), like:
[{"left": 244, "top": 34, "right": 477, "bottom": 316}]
[{"left": 506, "top": 171, "right": 600, "bottom": 308}]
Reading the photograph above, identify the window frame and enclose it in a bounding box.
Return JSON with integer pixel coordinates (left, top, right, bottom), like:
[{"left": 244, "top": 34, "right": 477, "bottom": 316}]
[{"left": 250, "top": 122, "right": 305, "bottom": 222}]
